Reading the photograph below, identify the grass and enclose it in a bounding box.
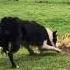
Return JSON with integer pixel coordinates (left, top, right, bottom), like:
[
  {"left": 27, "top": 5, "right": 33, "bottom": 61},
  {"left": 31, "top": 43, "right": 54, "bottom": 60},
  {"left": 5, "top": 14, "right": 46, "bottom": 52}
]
[
  {"left": 1, "top": 51, "right": 70, "bottom": 70},
  {"left": 0, "top": 0, "right": 70, "bottom": 37},
  {"left": 0, "top": 0, "right": 70, "bottom": 70}
]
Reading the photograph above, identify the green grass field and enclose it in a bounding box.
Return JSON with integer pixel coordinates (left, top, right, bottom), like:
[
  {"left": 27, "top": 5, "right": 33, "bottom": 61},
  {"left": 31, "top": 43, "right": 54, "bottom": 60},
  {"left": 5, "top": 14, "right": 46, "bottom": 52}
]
[{"left": 0, "top": 0, "right": 70, "bottom": 70}]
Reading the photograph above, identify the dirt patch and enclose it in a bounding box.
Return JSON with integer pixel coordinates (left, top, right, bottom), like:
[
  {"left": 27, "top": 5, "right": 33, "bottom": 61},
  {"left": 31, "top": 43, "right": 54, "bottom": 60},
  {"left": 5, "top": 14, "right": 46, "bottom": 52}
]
[{"left": 60, "top": 47, "right": 70, "bottom": 54}]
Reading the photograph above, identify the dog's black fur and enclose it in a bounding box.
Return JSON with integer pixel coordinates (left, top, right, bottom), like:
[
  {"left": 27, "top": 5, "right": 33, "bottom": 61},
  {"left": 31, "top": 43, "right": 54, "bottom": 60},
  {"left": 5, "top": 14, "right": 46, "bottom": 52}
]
[{"left": 0, "top": 17, "right": 57, "bottom": 68}]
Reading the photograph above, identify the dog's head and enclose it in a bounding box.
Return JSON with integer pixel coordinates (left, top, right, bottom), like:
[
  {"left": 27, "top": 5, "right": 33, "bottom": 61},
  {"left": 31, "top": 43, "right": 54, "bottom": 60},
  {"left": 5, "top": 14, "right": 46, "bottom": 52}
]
[{"left": 46, "top": 28, "right": 57, "bottom": 47}]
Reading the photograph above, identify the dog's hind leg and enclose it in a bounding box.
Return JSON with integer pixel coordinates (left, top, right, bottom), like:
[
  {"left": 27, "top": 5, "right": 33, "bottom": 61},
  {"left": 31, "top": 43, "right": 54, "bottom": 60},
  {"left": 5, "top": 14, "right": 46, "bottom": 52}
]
[
  {"left": 9, "top": 40, "right": 21, "bottom": 68},
  {"left": 0, "top": 41, "right": 17, "bottom": 68},
  {"left": 8, "top": 52, "right": 17, "bottom": 68}
]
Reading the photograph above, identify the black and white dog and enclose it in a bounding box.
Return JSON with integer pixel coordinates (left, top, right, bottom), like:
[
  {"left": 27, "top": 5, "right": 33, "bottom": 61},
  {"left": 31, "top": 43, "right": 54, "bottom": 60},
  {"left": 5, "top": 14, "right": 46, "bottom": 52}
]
[{"left": 0, "top": 17, "right": 61, "bottom": 68}]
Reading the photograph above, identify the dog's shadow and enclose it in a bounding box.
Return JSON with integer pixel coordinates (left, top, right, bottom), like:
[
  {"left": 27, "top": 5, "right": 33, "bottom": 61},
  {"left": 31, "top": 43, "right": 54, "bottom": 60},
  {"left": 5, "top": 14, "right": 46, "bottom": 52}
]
[
  {"left": 15, "top": 52, "right": 60, "bottom": 63},
  {"left": 0, "top": 52, "right": 60, "bottom": 69}
]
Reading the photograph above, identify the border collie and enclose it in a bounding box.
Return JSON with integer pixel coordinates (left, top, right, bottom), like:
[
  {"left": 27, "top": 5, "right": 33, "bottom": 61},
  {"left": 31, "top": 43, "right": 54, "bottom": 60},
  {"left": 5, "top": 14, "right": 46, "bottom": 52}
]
[{"left": 0, "top": 17, "right": 61, "bottom": 68}]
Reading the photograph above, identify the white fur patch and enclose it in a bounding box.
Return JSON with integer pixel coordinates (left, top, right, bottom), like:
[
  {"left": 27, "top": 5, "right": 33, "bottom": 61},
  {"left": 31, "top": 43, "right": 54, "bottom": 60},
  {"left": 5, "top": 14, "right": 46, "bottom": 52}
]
[
  {"left": 46, "top": 28, "right": 55, "bottom": 46},
  {"left": 8, "top": 43, "right": 11, "bottom": 52},
  {"left": 0, "top": 47, "right": 2, "bottom": 50},
  {"left": 29, "top": 45, "right": 40, "bottom": 54}
]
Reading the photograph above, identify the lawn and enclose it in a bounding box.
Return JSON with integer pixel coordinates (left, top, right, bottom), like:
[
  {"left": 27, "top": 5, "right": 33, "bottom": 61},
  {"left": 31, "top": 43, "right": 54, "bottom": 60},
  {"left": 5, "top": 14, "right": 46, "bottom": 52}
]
[{"left": 0, "top": 0, "right": 70, "bottom": 70}]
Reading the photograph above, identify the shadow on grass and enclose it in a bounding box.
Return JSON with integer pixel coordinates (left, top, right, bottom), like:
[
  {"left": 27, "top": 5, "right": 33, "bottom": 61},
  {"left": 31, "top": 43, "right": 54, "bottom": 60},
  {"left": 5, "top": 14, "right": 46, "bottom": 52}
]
[
  {"left": 35, "top": 1, "right": 70, "bottom": 5},
  {"left": 0, "top": 52, "right": 60, "bottom": 69},
  {"left": 15, "top": 52, "right": 60, "bottom": 62}
]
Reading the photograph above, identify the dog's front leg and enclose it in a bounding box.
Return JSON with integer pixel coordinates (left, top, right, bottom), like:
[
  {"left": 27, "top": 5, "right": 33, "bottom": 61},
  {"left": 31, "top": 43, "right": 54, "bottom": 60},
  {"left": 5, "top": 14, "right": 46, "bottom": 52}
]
[{"left": 42, "top": 41, "right": 61, "bottom": 53}]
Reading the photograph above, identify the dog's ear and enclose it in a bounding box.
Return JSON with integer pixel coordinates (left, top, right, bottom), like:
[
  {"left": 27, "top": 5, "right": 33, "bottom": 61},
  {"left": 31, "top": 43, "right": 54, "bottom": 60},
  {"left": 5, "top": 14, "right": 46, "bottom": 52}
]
[
  {"left": 53, "top": 31, "right": 57, "bottom": 39},
  {"left": 53, "top": 31, "right": 57, "bottom": 35}
]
